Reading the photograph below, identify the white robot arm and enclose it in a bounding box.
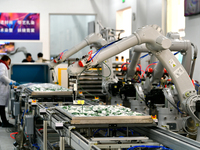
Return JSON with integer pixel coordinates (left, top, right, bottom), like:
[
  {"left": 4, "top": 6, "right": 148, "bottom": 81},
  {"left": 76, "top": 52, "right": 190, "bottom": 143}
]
[
  {"left": 68, "top": 24, "right": 200, "bottom": 123},
  {"left": 127, "top": 33, "right": 197, "bottom": 81},
  {"left": 68, "top": 25, "right": 171, "bottom": 75},
  {"left": 50, "top": 33, "right": 107, "bottom": 68},
  {"left": 7, "top": 47, "right": 27, "bottom": 57}
]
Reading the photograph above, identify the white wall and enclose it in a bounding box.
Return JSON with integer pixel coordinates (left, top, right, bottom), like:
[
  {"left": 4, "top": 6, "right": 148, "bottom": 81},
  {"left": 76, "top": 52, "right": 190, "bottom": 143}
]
[
  {"left": 0, "top": 0, "right": 109, "bottom": 60},
  {"left": 185, "top": 15, "right": 200, "bottom": 81},
  {"left": 50, "top": 15, "right": 95, "bottom": 58},
  {"left": 136, "top": 0, "right": 147, "bottom": 28},
  {"left": 146, "top": 0, "right": 162, "bottom": 27}
]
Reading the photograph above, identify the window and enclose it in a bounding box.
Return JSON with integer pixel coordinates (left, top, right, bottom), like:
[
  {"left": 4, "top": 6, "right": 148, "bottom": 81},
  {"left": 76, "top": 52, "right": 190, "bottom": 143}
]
[{"left": 167, "top": 0, "right": 185, "bottom": 37}]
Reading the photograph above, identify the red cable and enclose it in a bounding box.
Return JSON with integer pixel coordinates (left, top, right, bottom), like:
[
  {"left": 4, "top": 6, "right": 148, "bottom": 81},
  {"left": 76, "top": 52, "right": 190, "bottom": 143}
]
[
  {"left": 192, "top": 79, "right": 195, "bottom": 87},
  {"left": 137, "top": 64, "right": 142, "bottom": 71},
  {"left": 141, "top": 70, "right": 145, "bottom": 77},
  {"left": 167, "top": 79, "right": 172, "bottom": 81},
  {"left": 38, "top": 128, "right": 43, "bottom": 131},
  {"left": 145, "top": 63, "right": 157, "bottom": 72},
  {"left": 10, "top": 132, "right": 18, "bottom": 139},
  {"left": 121, "top": 62, "right": 130, "bottom": 70}
]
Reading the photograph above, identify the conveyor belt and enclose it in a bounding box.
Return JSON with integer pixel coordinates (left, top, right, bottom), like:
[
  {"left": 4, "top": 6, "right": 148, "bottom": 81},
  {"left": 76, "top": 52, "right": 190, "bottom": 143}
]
[
  {"left": 78, "top": 81, "right": 102, "bottom": 84},
  {"left": 24, "top": 88, "right": 73, "bottom": 96},
  {"left": 154, "top": 127, "right": 200, "bottom": 148},
  {"left": 135, "top": 127, "right": 200, "bottom": 150},
  {"left": 71, "top": 131, "right": 101, "bottom": 150}
]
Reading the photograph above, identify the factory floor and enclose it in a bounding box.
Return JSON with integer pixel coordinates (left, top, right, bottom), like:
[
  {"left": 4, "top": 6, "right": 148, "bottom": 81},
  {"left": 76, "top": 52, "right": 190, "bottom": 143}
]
[{"left": 0, "top": 108, "right": 16, "bottom": 150}]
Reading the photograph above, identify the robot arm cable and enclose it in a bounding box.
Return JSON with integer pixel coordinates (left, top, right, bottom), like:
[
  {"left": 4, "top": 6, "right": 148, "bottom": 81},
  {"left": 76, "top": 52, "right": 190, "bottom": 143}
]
[
  {"left": 97, "top": 61, "right": 112, "bottom": 78},
  {"left": 177, "top": 101, "right": 184, "bottom": 114},
  {"left": 90, "top": 39, "right": 122, "bottom": 62}
]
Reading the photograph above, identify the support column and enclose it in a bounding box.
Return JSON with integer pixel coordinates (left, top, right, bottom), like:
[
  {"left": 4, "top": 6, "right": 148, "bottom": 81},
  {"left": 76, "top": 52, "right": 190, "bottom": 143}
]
[
  {"left": 43, "top": 120, "right": 47, "bottom": 150},
  {"left": 60, "top": 136, "right": 65, "bottom": 150}
]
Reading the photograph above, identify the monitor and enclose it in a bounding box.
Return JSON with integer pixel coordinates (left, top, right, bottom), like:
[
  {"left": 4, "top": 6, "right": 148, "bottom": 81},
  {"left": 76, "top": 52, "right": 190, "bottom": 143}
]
[{"left": 0, "top": 42, "right": 15, "bottom": 55}]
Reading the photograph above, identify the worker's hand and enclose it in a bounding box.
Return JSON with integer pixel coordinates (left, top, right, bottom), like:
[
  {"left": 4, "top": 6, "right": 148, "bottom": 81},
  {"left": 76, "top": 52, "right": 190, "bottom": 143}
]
[
  {"left": 9, "top": 81, "right": 16, "bottom": 86},
  {"left": 14, "top": 82, "right": 20, "bottom": 86}
]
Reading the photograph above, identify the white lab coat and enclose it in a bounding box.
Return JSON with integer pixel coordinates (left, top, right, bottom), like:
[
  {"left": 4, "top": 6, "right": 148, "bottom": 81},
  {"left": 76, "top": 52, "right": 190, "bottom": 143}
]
[
  {"left": 35, "top": 57, "right": 43, "bottom": 63},
  {"left": 0, "top": 63, "right": 12, "bottom": 106}
]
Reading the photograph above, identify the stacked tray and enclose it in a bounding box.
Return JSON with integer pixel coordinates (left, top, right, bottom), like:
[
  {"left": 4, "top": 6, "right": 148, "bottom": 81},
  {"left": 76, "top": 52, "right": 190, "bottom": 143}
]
[
  {"left": 56, "top": 105, "right": 153, "bottom": 125},
  {"left": 21, "top": 83, "right": 73, "bottom": 96}
]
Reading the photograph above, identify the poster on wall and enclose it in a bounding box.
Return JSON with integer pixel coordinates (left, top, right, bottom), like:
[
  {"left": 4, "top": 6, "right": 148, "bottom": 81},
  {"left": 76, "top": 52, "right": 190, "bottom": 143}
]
[
  {"left": 0, "top": 13, "right": 40, "bottom": 40},
  {"left": 184, "top": 0, "right": 200, "bottom": 16}
]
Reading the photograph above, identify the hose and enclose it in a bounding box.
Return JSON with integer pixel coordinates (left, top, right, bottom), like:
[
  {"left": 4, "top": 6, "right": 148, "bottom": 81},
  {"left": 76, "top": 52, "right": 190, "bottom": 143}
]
[
  {"left": 10, "top": 132, "right": 18, "bottom": 139},
  {"left": 145, "top": 62, "right": 158, "bottom": 72},
  {"left": 140, "top": 53, "right": 149, "bottom": 59},
  {"left": 32, "top": 143, "right": 40, "bottom": 150},
  {"left": 121, "top": 62, "right": 130, "bottom": 70},
  {"left": 21, "top": 109, "right": 29, "bottom": 125},
  {"left": 177, "top": 101, "right": 184, "bottom": 114},
  {"left": 137, "top": 63, "right": 142, "bottom": 71},
  {"left": 165, "top": 97, "right": 178, "bottom": 111},
  {"left": 143, "top": 52, "right": 179, "bottom": 76},
  {"left": 101, "top": 61, "right": 112, "bottom": 78},
  {"left": 127, "top": 145, "right": 172, "bottom": 150},
  {"left": 90, "top": 39, "right": 122, "bottom": 61},
  {"left": 194, "top": 83, "right": 199, "bottom": 92}
]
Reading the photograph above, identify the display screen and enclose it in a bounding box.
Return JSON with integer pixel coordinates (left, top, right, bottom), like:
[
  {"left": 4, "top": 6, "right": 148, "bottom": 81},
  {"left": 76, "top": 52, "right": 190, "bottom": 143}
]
[
  {"left": 0, "top": 42, "right": 14, "bottom": 55},
  {"left": 184, "top": 0, "right": 200, "bottom": 16},
  {"left": 0, "top": 13, "right": 40, "bottom": 40}
]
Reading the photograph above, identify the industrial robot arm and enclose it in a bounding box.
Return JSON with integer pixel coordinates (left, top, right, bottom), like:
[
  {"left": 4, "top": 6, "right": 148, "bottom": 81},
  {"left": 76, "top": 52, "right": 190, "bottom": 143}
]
[
  {"left": 7, "top": 47, "right": 27, "bottom": 57},
  {"left": 68, "top": 25, "right": 171, "bottom": 75},
  {"left": 127, "top": 32, "right": 198, "bottom": 81},
  {"left": 150, "top": 49, "right": 199, "bottom": 122},
  {"left": 50, "top": 33, "right": 107, "bottom": 68},
  {"left": 68, "top": 24, "right": 200, "bottom": 123}
]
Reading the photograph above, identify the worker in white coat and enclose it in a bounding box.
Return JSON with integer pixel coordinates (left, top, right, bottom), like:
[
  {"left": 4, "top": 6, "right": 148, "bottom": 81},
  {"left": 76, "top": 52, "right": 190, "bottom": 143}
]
[
  {"left": 35, "top": 52, "right": 47, "bottom": 63},
  {"left": 35, "top": 52, "right": 43, "bottom": 63},
  {"left": 0, "top": 55, "right": 18, "bottom": 127}
]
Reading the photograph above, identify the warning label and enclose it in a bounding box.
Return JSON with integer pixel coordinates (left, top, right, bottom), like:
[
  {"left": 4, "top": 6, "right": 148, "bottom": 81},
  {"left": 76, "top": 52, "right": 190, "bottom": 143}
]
[
  {"left": 174, "top": 66, "right": 184, "bottom": 78},
  {"left": 169, "top": 59, "right": 176, "bottom": 68}
]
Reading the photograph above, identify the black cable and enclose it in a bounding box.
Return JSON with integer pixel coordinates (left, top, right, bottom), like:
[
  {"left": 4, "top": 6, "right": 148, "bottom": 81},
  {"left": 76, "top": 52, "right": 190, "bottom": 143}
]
[
  {"left": 97, "top": 61, "right": 112, "bottom": 78},
  {"left": 136, "top": 92, "right": 146, "bottom": 102},
  {"left": 166, "top": 98, "right": 180, "bottom": 111}
]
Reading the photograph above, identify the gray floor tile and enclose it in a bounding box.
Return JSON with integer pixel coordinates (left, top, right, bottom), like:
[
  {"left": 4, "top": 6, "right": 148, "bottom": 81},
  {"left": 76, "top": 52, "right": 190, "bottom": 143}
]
[{"left": 0, "top": 110, "right": 16, "bottom": 150}]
